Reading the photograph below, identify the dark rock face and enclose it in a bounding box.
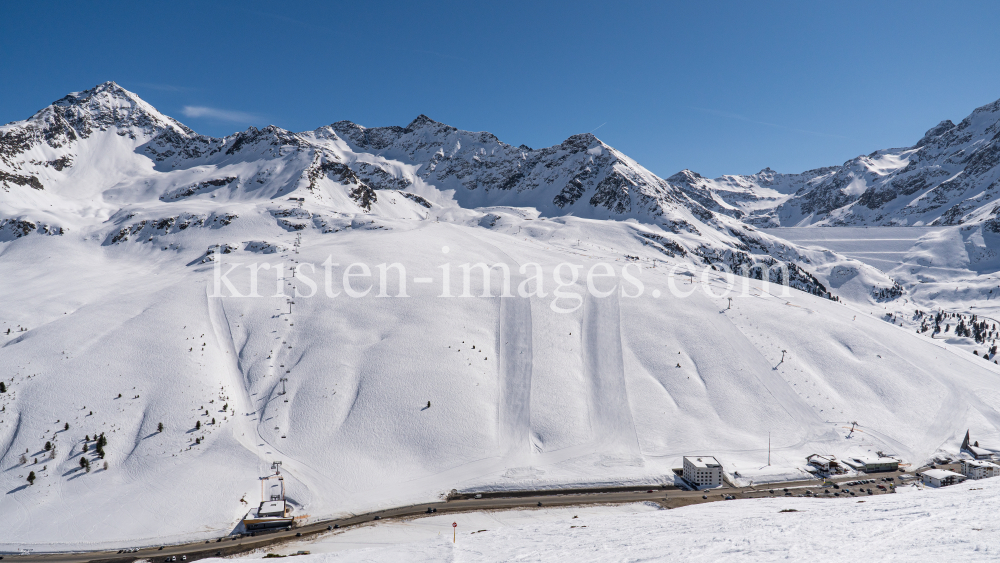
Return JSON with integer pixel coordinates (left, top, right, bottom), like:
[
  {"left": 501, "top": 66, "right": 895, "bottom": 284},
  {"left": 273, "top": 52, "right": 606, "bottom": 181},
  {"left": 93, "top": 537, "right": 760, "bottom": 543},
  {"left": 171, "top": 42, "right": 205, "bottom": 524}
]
[
  {"left": 0, "top": 170, "right": 43, "bottom": 191},
  {"left": 0, "top": 218, "right": 64, "bottom": 241},
  {"left": 399, "top": 192, "right": 432, "bottom": 208},
  {"left": 105, "top": 213, "right": 237, "bottom": 245},
  {"left": 161, "top": 177, "right": 238, "bottom": 201},
  {"left": 305, "top": 159, "right": 377, "bottom": 211}
]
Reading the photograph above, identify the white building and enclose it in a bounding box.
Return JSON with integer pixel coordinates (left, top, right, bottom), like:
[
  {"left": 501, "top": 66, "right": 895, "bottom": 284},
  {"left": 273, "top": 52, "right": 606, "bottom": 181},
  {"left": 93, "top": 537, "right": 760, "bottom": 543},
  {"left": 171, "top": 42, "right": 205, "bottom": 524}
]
[
  {"left": 961, "top": 459, "right": 1000, "bottom": 480},
  {"left": 807, "top": 454, "right": 842, "bottom": 473},
  {"left": 920, "top": 469, "right": 966, "bottom": 488},
  {"left": 683, "top": 456, "right": 723, "bottom": 487}
]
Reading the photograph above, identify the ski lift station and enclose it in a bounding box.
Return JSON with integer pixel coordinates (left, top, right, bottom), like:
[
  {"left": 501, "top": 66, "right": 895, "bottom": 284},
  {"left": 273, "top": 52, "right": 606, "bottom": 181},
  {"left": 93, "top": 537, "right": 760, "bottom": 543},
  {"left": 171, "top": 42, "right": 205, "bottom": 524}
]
[{"left": 242, "top": 462, "right": 295, "bottom": 531}]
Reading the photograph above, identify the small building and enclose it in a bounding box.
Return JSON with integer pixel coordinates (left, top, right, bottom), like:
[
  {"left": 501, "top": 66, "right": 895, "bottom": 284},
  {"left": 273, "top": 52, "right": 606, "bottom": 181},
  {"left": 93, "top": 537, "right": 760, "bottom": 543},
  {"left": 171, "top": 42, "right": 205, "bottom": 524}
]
[
  {"left": 961, "top": 430, "right": 995, "bottom": 460},
  {"left": 920, "top": 469, "right": 966, "bottom": 488},
  {"left": 257, "top": 500, "right": 287, "bottom": 518},
  {"left": 961, "top": 459, "right": 1000, "bottom": 480},
  {"left": 967, "top": 445, "right": 993, "bottom": 460},
  {"left": 683, "top": 456, "right": 723, "bottom": 487},
  {"left": 807, "top": 454, "right": 842, "bottom": 473}
]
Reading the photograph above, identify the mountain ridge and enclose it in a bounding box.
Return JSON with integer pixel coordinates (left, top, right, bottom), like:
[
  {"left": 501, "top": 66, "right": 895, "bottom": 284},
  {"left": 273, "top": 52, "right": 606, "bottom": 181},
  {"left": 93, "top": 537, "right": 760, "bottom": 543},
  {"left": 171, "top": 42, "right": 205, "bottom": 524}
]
[{"left": 678, "top": 96, "right": 1000, "bottom": 228}]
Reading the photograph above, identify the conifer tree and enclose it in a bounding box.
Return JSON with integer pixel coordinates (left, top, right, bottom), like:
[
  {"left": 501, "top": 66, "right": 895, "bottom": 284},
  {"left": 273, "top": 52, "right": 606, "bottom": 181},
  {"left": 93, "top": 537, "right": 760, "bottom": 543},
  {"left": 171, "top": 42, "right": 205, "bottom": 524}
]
[{"left": 27, "top": 471, "right": 35, "bottom": 485}]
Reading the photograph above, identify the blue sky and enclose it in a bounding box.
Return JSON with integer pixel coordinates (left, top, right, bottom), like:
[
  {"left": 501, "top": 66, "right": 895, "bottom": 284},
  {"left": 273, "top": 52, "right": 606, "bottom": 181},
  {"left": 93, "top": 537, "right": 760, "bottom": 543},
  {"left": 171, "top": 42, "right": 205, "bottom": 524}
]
[{"left": 2, "top": 0, "right": 1000, "bottom": 178}]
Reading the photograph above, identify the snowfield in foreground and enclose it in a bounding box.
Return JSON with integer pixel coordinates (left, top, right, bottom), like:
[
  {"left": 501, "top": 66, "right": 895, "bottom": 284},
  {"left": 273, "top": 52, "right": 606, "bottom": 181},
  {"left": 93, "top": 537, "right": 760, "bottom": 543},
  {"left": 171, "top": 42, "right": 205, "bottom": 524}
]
[{"left": 228, "top": 479, "right": 1000, "bottom": 562}]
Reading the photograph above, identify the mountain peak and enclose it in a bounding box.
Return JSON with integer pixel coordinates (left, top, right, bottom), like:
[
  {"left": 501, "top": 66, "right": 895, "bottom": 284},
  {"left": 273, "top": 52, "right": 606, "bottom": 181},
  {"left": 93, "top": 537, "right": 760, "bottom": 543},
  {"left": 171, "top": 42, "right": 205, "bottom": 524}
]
[
  {"left": 667, "top": 169, "right": 705, "bottom": 185},
  {"left": 561, "top": 132, "right": 602, "bottom": 150},
  {"left": 53, "top": 81, "right": 139, "bottom": 109},
  {"left": 36, "top": 81, "right": 190, "bottom": 137},
  {"left": 916, "top": 119, "right": 955, "bottom": 147},
  {"left": 0, "top": 82, "right": 194, "bottom": 166},
  {"left": 406, "top": 114, "right": 440, "bottom": 130}
]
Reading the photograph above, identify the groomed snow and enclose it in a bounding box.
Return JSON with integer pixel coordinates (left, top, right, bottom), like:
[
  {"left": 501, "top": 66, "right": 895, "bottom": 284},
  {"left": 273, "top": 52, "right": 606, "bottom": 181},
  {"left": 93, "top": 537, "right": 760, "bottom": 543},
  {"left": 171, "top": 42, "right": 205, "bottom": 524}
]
[{"left": 224, "top": 478, "right": 1000, "bottom": 562}]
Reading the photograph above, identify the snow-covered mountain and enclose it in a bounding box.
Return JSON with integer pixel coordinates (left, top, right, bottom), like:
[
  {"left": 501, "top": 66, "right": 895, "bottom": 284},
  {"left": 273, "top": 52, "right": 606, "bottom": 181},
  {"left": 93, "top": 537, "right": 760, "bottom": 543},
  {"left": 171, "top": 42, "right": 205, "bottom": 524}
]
[
  {"left": 0, "top": 82, "right": 899, "bottom": 299},
  {"left": 675, "top": 97, "right": 1000, "bottom": 229},
  {"left": 4, "top": 83, "right": 1000, "bottom": 550}
]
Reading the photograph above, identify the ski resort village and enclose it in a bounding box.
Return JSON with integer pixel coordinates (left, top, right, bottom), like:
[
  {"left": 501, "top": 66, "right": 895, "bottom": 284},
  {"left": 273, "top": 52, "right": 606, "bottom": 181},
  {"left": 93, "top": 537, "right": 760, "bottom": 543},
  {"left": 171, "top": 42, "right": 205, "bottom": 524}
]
[{"left": 5, "top": 4, "right": 1000, "bottom": 559}]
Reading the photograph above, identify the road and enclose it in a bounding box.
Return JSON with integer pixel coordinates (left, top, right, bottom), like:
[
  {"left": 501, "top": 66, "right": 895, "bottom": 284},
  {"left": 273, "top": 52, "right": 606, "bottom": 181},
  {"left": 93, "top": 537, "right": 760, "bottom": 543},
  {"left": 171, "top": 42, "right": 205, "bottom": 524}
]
[{"left": 5, "top": 466, "right": 945, "bottom": 563}]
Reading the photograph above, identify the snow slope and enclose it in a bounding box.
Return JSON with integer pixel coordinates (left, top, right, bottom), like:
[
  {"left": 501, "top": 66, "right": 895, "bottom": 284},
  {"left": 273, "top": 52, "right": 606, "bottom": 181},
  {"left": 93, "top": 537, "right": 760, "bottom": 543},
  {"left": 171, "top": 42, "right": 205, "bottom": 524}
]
[
  {"left": 2, "top": 83, "right": 1000, "bottom": 549},
  {"left": 3, "top": 214, "right": 1000, "bottom": 549},
  {"left": 233, "top": 479, "right": 1000, "bottom": 562}
]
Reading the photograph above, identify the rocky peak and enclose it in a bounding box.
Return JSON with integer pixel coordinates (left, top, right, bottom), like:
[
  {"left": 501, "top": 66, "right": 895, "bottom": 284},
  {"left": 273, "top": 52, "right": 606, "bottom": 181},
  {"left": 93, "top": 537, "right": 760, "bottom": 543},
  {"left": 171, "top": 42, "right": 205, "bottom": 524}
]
[
  {"left": 666, "top": 169, "right": 706, "bottom": 187},
  {"left": 916, "top": 120, "right": 955, "bottom": 147},
  {"left": 406, "top": 114, "right": 439, "bottom": 130},
  {"left": 561, "top": 133, "right": 602, "bottom": 151},
  {"left": 46, "top": 81, "right": 187, "bottom": 135},
  {"left": 404, "top": 114, "right": 458, "bottom": 138},
  {"left": 52, "top": 81, "right": 133, "bottom": 108}
]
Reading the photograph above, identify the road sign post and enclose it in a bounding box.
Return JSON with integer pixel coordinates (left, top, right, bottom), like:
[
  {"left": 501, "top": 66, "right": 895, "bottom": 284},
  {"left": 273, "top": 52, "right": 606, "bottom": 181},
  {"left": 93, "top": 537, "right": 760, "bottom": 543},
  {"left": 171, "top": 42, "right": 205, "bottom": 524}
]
[{"left": 452, "top": 521, "right": 457, "bottom": 543}]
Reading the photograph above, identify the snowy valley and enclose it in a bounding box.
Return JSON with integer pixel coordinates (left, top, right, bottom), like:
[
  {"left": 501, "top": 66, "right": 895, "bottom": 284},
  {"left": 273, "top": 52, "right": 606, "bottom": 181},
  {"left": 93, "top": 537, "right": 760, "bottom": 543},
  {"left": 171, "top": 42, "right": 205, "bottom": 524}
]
[{"left": 4, "top": 83, "right": 1000, "bottom": 553}]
